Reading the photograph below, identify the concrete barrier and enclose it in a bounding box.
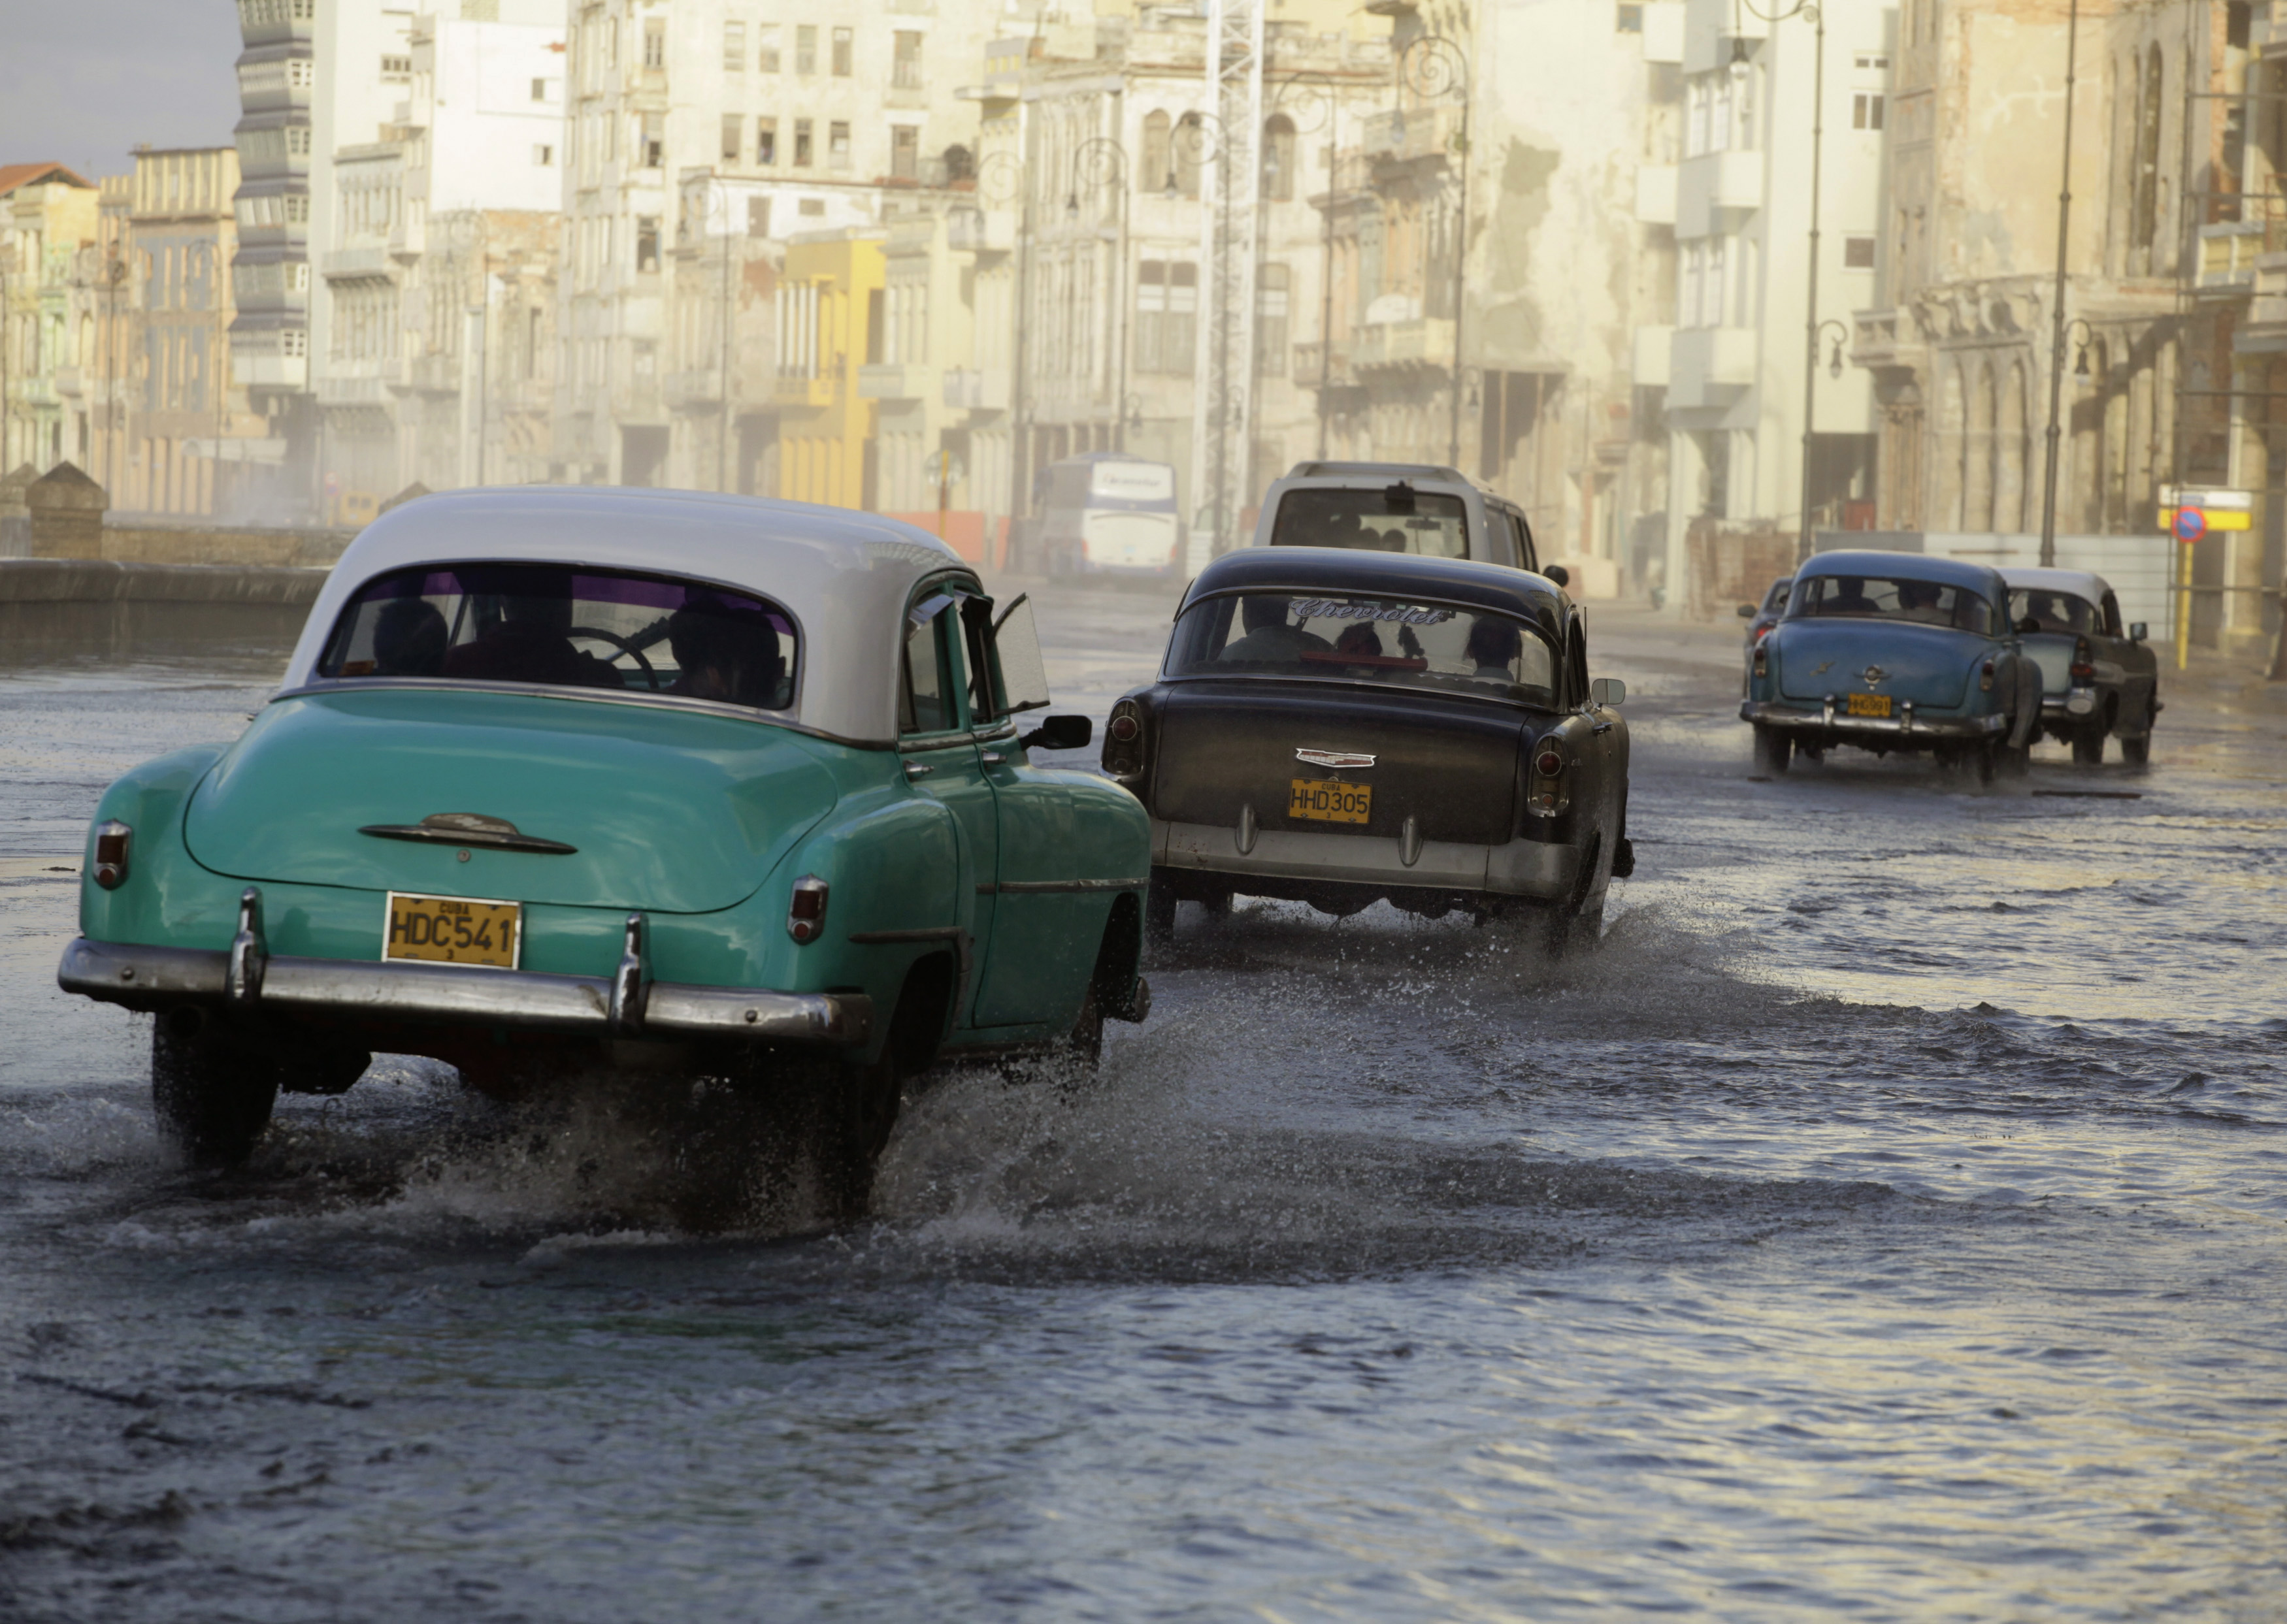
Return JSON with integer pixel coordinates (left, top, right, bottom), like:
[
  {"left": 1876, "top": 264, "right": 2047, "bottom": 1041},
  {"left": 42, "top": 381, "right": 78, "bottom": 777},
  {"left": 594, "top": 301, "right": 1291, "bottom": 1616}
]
[{"left": 0, "top": 559, "right": 327, "bottom": 662}]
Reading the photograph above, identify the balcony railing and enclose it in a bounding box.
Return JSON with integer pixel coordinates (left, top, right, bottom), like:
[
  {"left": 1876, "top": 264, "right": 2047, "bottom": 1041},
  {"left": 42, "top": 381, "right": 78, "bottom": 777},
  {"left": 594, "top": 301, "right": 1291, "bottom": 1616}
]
[
  {"left": 858, "top": 363, "right": 921, "bottom": 400},
  {"left": 1351, "top": 317, "right": 1455, "bottom": 372}
]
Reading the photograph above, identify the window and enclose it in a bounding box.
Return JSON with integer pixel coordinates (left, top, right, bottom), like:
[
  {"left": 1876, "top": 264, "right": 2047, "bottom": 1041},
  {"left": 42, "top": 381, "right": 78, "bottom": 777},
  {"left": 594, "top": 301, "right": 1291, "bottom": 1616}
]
[
  {"left": 1174, "top": 114, "right": 1203, "bottom": 199},
  {"left": 757, "top": 25, "right": 780, "bottom": 72},
  {"left": 286, "top": 126, "right": 312, "bottom": 157},
  {"left": 1843, "top": 235, "right": 1876, "bottom": 268},
  {"left": 721, "top": 114, "right": 742, "bottom": 162},
  {"left": 796, "top": 24, "right": 816, "bottom": 75},
  {"left": 893, "top": 31, "right": 923, "bottom": 89},
  {"left": 640, "top": 112, "right": 664, "bottom": 169},
  {"left": 829, "top": 121, "right": 850, "bottom": 170},
  {"left": 291, "top": 58, "right": 312, "bottom": 89},
  {"left": 381, "top": 54, "right": 410, "bottom": 81},
  {"left": 530, "top": 76, "right": 548, "bottom": 101},
  {"left": 900, "top": 604, "right": 954, "bottom": 734},
  {"left": 533, "top": 143, "right": 554, "bottom": 167},
  {"left": 757, "top": 116, "right": 777, "bottom": 165},
  {"left": 1136, "top": 260, "right": 1197, "bottom": 372},
  {"left": 1852, "top": 93, "right": 1884, "bottom": 130},
  {"left": 1165, "top": 591, "right": 1553, "bottom": 704},
  {"left": 1794, "top": 573, "right": 1993, "bottom": 634},
  {"left": 798, "top": 197, "right": 824, "bottom": 216},
  {"left": 1617, "top": 3, "right": 1643, "bottom": 29},
  {"left": 1142, "top": 110, "right": 1172, "bottom": 193},
  {"left": 793, "top": 118, "right": 814, "bottom": 166},
  {"left": 318, "top": 564, "right": 798, "bottom": 709},
  {"left": 1854, "top": 53, "right": 1890, "bottom": 70},
  {"left": 724, "top": 20, "right": 745, "bottom": 70},
  {"left": 636, "top": 217, "right": 660, "bottom": 272},
  {"left": 643, "top": 18, "right": 665, "bottom": 71},
  {"left": 747, "top": 195, "right": 772, "bottom": 237},
  {"left": 831, "top": 26, "right": 852, "bottom": 76},
  {"left": 1262, "top": 114, "right": 1296, "bottom": 202},
  {"left": 891, "top": 125, "right": 919, "bottom": 182},
  {"left": 1255, "top": 263, "right": 1289, "bottom": 375}
]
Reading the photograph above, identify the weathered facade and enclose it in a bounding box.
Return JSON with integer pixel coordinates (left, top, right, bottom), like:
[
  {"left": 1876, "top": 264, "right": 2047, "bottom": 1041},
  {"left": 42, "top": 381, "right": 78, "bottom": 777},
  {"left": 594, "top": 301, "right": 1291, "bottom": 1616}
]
[{"left": 0, "top": 163, "right": 99, "bottom": 480}]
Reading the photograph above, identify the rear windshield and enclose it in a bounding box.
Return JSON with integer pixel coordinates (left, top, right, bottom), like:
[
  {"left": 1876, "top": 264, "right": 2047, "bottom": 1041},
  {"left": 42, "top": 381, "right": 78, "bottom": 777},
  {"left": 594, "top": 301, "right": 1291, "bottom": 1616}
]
[
  {"left": 1268, "top": 486, "right": 1468, "bottom": 558},
  {"left": 2008, "top": 588, "right": 2099, "bottom": 634},
  {"left": 1166, "top": 591, "right": 1555, "bottom": 705},
  {"left": 1790, "top": 572, "right": 1994, "bottom": 635},
  {"left": 317, "top": 563, "right": 798, "bottom": 709}
]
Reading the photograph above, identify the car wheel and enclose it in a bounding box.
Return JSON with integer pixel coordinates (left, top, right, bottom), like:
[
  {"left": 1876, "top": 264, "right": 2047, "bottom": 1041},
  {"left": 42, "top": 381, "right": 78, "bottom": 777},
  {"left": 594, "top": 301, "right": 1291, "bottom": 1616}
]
[
  {"left": 2000, "top": 737, "right": 2032, "bottom": 778},
  {"left": 1065, "top": 979, "right": 1105, "bottom": 1069},
  {"left": 1973, "top": 740, "right": 1999, "bottom": 785},
  {"left": 1752, "top": 726, "right": 1792, "bottom": 775},
  {"left": 152, "top": 1007, "right": 280, "bottom": 1167},
  {"left": 2072, "top": 729, "right": 2105, "bottom": 766},
  {"left": 2120, "top": 696, "right": 2155, "bottom": 766}
]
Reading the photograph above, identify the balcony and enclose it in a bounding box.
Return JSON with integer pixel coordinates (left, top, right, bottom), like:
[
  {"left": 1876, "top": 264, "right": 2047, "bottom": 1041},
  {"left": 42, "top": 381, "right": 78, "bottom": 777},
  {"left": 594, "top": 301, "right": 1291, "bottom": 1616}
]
[
  {"left": 1632, "top": 326, "right": 1671, "bottom": 388},
  {"left": 2198, "top": 221, "right": 2265, "bottom": 292},
  {"left": 1669, "top": 325, "right": 1758, "bottom": 407},
  {"left": 1291, "top": 342, "right": 1354, "bottom": 387},
  {"left": 1352, "top": 316, "right": 1456, "bottom": 374},
  {"left": 1675, "top": 148, "right": 1764, "bottom": 236},
  {"left": 859, "top": 363, "right": 921, "bottom": 400},
  {"left": 2236, "top": 252, "right": 2287, "bottom": 352},
  {"left": 1634, "top": 165, "right": 1676, "bottom": 227},
  {"left": 1851, "top": 308, "right": 1924, "bottom": 372},
  {"left": 942, "top": 367, "right": 1008, "bottom": 410},
  {"left": 1362, "top": 105, "right": 1462, "bottom": 169},
  {"left": 775, "top": 372, "right": 837, "bottom": 408},
  {"left": 947, "top": 208, "right": 1014, "bottom": 252},
  {"left": 665, "top": 367, "right": 723, "bottom": 410},
  {"left": 320, "top": 245, "right": 394, "bottom": 283}
]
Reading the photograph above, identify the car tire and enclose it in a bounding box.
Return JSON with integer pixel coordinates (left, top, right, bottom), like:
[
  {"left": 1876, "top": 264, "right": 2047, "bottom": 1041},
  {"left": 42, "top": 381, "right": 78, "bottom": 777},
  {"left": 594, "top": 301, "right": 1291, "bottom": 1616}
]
[
  {"left": 152, "top": 1008, "right": 280, "bottom": 1168},
  {"left": 2072, "top": 729, "right": 2105, "bottom": 766},
  {"left": 2120, "top": 696, "right": 2156, "bottom": 766},
  {"left": 1973, "top": 740, "right": 1999, "bottom": 785},
  {"left": 1752, "top": 726, "right": 1792, "bottom": 775},
  {"left": 1144, "top": 879, "right": 1177, "bottom": 947}
]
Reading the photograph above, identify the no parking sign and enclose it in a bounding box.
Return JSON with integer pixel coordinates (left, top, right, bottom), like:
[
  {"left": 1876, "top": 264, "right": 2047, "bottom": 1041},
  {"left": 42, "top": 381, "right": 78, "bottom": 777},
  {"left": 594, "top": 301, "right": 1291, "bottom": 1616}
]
[{"left": 2172, "top": 506, "right": 2207, "bottom": 544}]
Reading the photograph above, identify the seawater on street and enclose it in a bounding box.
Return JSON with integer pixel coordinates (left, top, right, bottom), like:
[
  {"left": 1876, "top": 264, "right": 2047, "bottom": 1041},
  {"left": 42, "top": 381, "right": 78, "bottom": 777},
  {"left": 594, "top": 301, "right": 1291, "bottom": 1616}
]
[{"left": 2, "top": 600, "right": 2282, "bottom": 1623}]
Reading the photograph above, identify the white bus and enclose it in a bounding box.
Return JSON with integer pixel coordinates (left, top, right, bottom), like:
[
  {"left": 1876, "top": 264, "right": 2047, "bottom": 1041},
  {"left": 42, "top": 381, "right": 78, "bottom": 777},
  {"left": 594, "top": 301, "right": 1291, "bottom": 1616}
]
[{"left": 1037, "top": 454, "right": 1183, "bottom": 579}]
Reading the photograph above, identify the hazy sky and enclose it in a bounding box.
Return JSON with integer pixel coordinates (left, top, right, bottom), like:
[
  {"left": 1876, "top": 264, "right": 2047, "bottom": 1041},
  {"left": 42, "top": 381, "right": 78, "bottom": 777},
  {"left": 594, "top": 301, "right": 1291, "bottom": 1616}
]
[{"left": 1, "top": 0, "right": 245, "bottom": 182}]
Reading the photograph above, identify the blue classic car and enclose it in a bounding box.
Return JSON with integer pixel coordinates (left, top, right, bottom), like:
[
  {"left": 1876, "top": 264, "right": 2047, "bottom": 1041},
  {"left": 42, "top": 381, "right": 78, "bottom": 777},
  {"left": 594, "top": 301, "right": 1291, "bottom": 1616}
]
[
  {"left": 58, "top": 489, "right": 1151, "bottom": 1209},
  {"left": 1739, "top": 551, "right": 2041, "bottom": 783}
]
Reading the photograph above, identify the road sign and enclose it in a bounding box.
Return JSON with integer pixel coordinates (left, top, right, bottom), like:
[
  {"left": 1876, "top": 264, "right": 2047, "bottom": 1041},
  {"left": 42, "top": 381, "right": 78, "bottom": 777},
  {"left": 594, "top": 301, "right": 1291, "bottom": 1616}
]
[
  {"left": 2157, "top": 484, "right": 2252, "bottom": 533},
  {"left": 2173, "top": 507, "right": 2208, "bottom": 544}
]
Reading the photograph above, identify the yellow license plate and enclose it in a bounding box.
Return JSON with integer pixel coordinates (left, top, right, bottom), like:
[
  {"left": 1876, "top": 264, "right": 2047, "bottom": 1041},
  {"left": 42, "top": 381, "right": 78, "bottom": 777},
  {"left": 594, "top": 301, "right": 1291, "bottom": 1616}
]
[
  {"left": 1846, "top": 692, "right": 1892, "bottom": 718},
  {"left": 384, "top": 892, "right": 522, "bottom": 968},
  {"left": 1289, "top": 777, "right": 1373, "bottom": 825}
]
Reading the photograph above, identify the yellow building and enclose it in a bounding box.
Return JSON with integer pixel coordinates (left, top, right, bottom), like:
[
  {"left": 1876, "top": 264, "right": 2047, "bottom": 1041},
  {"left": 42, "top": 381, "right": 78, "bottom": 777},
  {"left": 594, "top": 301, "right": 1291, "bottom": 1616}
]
[
  {"left": 1, "top": 162, "right": 100, "bottom": 477},
  {"left": 772, "top": 229, "right": 883, "bottom": 511}
]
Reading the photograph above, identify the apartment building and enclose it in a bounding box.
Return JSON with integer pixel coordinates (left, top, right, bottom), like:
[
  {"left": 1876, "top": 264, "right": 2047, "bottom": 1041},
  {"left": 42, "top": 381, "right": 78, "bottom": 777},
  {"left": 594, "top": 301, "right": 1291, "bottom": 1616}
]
[
  {"left": 0, "top": 163, "right": 99, "bottom": 480},
  {"left": 227, "top": 0, "right": 318, "bottom": 511},
  {"left": 555, "top": 0, "right": 1012, "bottom": 490}
]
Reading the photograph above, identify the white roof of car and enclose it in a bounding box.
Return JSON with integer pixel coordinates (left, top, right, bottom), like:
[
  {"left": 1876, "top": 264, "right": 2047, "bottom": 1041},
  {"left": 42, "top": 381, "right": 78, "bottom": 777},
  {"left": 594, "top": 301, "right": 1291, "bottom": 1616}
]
[
  {"left": 1998, "top": 565, "right": 2112, "bottom": 602},
  {"left": 282, "top": 487, "right": 972, "bottom": 745}
]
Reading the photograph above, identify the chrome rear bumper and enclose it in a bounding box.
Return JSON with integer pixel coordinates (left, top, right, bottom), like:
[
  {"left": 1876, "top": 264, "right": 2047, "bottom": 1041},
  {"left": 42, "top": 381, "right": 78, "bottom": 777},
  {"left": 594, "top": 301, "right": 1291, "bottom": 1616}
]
[
  {"left": 1151, "top": 817, "right": 1579, "bottom": 899},
  {"left": 1739, "top": 699, "right": 2006, "bottom": 743},
  {"left": 58, "top": 931, "right": 870, "bottom": 1048}
]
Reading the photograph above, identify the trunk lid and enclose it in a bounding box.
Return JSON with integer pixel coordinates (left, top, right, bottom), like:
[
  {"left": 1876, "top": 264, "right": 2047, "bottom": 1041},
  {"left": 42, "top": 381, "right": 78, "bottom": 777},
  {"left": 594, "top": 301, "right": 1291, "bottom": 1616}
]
[
  {"left": 1152, "top": 680, "right": 1526, "bottom": 846},
  {"left": 1773, "top": 621, "right": 1977, "bottom": 709},
  {"left": 2019, "top": 632, "right": 2076, "bottom": 698},
  {"left": 184, "top": 689, "right": 839, "bottom": 915}
]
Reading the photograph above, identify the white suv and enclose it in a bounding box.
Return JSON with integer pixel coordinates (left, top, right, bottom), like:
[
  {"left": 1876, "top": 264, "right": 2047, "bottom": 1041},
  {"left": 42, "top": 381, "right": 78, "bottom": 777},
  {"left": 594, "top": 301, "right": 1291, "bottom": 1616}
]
[{"left": 1245, "top": 461, "right": 1541, "bottom": 574}]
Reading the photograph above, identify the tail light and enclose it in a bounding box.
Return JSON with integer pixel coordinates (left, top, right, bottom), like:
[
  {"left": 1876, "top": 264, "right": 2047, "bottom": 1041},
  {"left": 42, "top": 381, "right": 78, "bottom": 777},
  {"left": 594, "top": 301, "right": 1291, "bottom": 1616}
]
[
  {"left": 2069, "top": 636, "right": 2094, "bottom": 683},
  {"left": 786, "top": 875, "right": 829, "bottom": 943},
  {"left": 1526, "top": 738, "right": 1568, "bottom": 817},
  {"left": 1101, "top": 698, "right": 1149, "bottom": 785},
  {"left": 1752, "top": 642, "right": 1768, "bottom": 678},
  {"left": 1980, "top": 659, "right": 1995, "bottom": 692},
  {"left": 91, "top": 820, "right": 132, "bottom": 889}
]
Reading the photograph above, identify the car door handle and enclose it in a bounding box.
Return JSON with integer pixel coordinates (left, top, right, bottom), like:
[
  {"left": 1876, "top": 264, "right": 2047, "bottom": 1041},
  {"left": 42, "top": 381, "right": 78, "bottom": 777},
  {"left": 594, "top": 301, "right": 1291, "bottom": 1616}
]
[
  {"left": 902, "top": 760, "right": 933, "bottom": 780},
  {"left": 1592, "top": 720, "right": 1614, "bottom": 736},
  {"left": 979, "top": 751, "right": 1006, "bottom": 766}
]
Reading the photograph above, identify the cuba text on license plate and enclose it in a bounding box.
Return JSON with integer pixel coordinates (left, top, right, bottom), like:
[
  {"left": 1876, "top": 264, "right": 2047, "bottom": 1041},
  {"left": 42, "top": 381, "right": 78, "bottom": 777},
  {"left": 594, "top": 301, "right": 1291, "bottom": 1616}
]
[
  {"left": 1846, "top": 692, "right": 1892, "bottom": 719},
  {"left": 1289, "top": 777, "right": 1372, "bottom": 825},
  {"left": 385, "top": 892, "right": 521, "bottom": 967}
]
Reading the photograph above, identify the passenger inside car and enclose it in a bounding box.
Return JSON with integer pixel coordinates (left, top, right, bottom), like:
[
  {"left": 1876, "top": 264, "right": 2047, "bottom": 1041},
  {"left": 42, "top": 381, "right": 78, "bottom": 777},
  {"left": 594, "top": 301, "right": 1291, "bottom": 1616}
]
[
  {"left": 1466, "top": 617, "right": 1523, "bottom": 678},
  {"left": 667, "top": 598, "right": 786, "bottom": 707},
  {"left": 1219, "top": 595, "right": 1334, "bottom": 663},
  {"left": 442, "top": 569, "right": 623, "bottom": 689},
  {"left": 372, "top": 598, "right": 448, "bottom": 675},
  {"left": 2011, "top": 590, "right": 2098, "bottom": 634}
]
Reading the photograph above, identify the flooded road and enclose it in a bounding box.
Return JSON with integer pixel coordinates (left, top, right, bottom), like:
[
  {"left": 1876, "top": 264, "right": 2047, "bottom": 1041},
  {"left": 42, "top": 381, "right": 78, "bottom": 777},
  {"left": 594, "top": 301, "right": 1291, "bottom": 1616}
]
[{"left": 3, "top": 594, "right": 2283, "bottom": 1622}]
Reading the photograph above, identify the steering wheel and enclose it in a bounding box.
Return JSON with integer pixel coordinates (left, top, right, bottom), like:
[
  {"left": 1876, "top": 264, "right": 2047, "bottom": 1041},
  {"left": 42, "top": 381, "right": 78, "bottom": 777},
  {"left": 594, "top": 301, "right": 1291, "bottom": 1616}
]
[{"left": 567, "top": 625, "right": 661, "bottom": 690}]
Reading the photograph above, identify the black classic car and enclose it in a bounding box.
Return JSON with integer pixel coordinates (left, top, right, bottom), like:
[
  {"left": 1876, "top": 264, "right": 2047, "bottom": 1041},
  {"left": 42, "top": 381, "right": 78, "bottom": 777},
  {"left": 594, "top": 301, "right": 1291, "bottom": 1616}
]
[{"left": 1102, "top": 548, "right": 1631, "bottom": 948}]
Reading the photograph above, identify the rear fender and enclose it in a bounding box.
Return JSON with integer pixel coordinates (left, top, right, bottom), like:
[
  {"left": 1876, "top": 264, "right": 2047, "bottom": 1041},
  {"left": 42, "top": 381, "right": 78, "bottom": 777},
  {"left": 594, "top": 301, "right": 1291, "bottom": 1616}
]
[{"left": 80, "top": 745, "right": 230, "bottom": 947}]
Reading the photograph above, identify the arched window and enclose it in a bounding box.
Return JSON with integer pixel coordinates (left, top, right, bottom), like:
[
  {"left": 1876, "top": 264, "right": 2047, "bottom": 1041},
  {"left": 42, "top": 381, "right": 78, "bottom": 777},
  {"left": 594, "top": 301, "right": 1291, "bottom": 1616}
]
[
  {"left": 1142, "top": 110, "right": 1172, "bottom": 195},
  {"left": 1262, "top": 114, "right": 1296, "bottom": 202},
  {"left": 2133, "top": 44, "right": 2164, "bottom": 255},
  {"left": 1175, "top": 113, "right": 1204, "bottom": 200}
]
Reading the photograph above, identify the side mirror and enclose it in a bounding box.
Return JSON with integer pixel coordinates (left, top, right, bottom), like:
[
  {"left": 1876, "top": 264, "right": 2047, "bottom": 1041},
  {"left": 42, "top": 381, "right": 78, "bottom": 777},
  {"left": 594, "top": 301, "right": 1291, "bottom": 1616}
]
[
  {"left": 1543, "top": 563, "right": 1570, "bottom": 589},
  {"left": 1020, "top": 713, "right": 1093, "bottom": 751},
  {"left": 1736, "top": 602, "right": 1756, "bottom": 618},
  {"left": 2129, "top": 621, "right": 2148, "bottom": 643},
  {"left": 2016, "top": 615, "right": 2043, "bottom": 634},
  {"left": 1590, "top": 677, "right": 1626, "bottom": 707}
]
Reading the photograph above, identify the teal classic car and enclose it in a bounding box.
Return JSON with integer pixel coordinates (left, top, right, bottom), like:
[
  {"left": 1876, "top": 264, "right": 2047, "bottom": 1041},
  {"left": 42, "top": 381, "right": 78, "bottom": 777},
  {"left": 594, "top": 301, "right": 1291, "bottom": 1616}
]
[
  {"left": 1739, "top": 550, "right": 2042, "bottom": 783},
  {"left": 58, "top": 488, "right": 1151, "bottom": 1202}
]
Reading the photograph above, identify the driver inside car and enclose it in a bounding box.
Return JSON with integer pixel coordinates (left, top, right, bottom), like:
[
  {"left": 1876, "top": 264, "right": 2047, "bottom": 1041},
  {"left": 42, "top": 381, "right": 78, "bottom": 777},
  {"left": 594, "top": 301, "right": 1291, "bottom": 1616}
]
[
  {"left": 1219, "top": 595, "right": 1334, "bottom": 664},
  {"left": 441, "top": 569, "right": 623, "bottom": 689},
  {"left": 666, "top": 600, "right": 784, "bottom": 706}
]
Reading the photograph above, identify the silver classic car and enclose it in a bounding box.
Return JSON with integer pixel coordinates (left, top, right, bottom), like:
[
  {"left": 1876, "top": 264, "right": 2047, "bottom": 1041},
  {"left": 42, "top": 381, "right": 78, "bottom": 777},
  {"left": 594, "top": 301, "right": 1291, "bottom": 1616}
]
[
  {"left": 1103, "top": 547, "right": 1629, "bottom": 949},
  {"left": 1998, "top": 566, "right": 2160, "bottom": 764}
]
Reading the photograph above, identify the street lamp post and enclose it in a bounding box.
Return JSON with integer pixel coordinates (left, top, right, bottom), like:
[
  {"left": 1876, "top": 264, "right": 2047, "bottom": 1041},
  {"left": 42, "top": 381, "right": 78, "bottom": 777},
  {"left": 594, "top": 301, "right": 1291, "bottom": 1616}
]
[
  {"left": 1394, "top": 34, "right": 1472, "bottom": 469},
  {"left": 2035, "top": 0, "right": 2083, "bottom": 570}
]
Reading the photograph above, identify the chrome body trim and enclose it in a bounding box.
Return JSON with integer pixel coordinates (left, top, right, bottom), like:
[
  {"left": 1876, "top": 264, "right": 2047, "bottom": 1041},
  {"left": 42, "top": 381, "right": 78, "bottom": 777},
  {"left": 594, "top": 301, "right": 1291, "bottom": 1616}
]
[
  {"left": 972, "top": 878, "right": 1149, "bottom": 895},
  {"left": 57, "top": 936, "right": 870, "bottom": 1046},
  {"left": 1740, "top": 700, "right": 2008, "bottom": 741},
  {"left": 1151, "top": 818, "right": 1579, "bottom": 899}
]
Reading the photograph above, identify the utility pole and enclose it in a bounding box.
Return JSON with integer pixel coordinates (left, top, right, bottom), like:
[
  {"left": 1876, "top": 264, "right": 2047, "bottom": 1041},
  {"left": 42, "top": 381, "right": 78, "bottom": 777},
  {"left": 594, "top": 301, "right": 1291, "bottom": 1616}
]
[
  {"left": 1185, "top": 0, "right": 1264, "bottom": 570},
  {"left": 2035, "top": 0, "right": 2082, "bottom": 571},
  {"left": 1794, "top": 0, "right": 1828, "bottom": 564}
]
